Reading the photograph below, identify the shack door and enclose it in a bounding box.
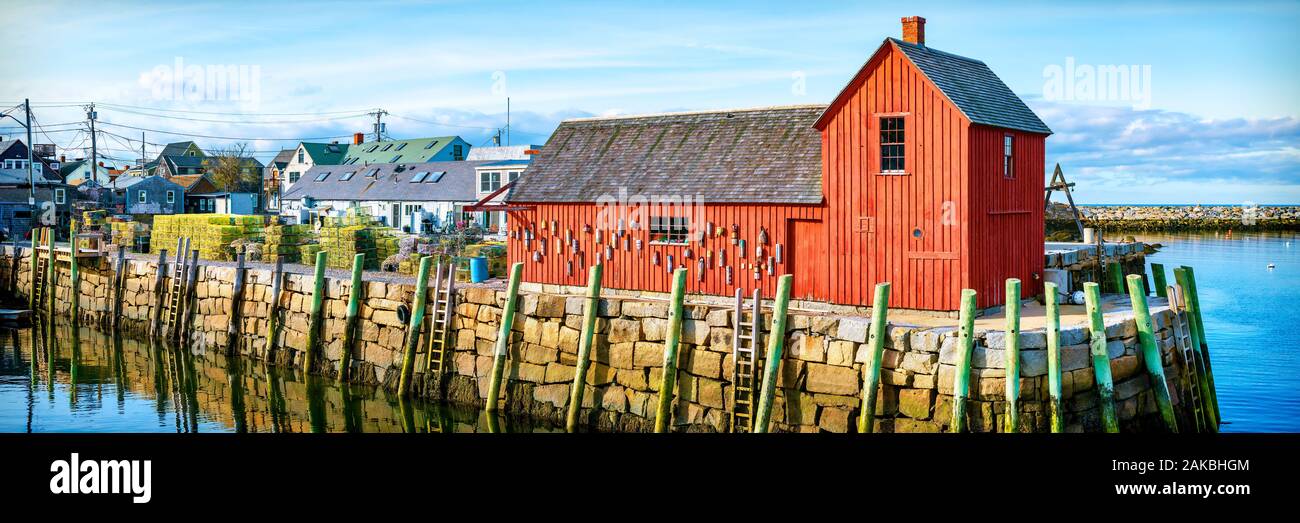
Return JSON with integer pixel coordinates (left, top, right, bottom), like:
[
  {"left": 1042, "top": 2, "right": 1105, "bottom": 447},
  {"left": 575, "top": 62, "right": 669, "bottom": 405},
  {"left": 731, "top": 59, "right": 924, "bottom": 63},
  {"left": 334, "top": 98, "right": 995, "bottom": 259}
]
[{"left": 788, "top": 219, "right": 825, "bottom": 301}]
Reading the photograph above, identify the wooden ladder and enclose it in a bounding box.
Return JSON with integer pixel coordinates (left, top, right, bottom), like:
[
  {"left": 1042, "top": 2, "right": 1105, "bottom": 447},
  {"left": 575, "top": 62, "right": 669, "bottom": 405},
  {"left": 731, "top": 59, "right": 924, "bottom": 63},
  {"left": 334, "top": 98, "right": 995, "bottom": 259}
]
[
  {"left": 424, "top": 260, "right": 457, "bottom": 380},
  {"left": 730, "top": 288, "right": 763, "bottom": 433},
  {"left": 1168, "top": 284, "right": 1206, "bottom": 433},
  {"left": 165, "top": 238, "right": 190, "bottom": 338},
  {"left": 32, "top": 228, "right": 49, "bottom": 308}
]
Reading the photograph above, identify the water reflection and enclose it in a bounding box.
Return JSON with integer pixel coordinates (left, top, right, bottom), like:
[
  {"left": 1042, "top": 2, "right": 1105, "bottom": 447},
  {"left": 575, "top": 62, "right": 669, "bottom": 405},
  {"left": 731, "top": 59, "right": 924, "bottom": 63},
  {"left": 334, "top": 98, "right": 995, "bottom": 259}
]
[{"left": 0, "top": 319, "right": 558, "bottom": 433}]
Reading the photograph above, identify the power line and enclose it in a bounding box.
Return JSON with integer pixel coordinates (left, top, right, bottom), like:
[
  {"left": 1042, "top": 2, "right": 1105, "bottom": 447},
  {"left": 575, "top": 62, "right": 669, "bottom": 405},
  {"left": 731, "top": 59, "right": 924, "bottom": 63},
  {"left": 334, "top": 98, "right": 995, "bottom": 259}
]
[
  {"left": 96, "top": 102, "right": 380, "bottom": 116},
  {"left": 98, "top": 105, "right": 373, "bottom": 124},
  {"left": 96, "top": 120, "right": 355, "bottom": 142},
  {"left": 388, "top": 112, "right": 501, "bottom": 130}
]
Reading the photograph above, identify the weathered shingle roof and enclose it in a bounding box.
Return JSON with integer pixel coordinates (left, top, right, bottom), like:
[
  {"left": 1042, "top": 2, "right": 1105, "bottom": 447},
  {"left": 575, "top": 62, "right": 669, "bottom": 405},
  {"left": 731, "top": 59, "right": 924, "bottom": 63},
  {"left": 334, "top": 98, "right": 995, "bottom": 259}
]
[
  {"left": 507, "top": 105, "right": 826, "bottom": 204},
  {"left": 281, "top": 161, "right": 487, "bottom": 202},
  {"left": 889, "top": 38, "right": 1050, "bottom": 134}
]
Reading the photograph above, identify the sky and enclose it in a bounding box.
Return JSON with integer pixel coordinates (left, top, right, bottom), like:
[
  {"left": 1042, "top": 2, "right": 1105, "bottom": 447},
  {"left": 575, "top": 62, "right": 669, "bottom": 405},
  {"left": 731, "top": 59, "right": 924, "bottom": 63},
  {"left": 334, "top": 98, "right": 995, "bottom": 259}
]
[{"left": 1, "top": 0, "right": 1297, "bottom": 204}]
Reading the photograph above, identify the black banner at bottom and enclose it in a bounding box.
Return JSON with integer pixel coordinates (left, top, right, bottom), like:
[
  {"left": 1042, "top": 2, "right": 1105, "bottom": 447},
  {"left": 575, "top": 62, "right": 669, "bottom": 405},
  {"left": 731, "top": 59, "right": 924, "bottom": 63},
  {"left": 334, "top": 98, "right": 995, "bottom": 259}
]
[{"left": 0, "top": 434, "right": 1290, "bottom": 513}]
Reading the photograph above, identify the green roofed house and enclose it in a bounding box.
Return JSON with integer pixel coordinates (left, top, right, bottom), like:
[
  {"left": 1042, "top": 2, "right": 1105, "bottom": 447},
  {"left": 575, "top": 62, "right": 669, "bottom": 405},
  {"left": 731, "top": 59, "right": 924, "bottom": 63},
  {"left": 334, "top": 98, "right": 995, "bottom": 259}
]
[{"left": 339, "top": 136, "right": 470, "bottom": 166}]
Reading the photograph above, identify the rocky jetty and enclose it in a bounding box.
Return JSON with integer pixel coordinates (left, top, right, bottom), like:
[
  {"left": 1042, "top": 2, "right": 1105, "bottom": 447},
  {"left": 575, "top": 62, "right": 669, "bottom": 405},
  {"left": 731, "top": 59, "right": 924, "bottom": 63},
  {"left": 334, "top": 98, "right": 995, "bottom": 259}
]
[{"left": 1047, "top": 204, "right": 1300, "bottom": 232}]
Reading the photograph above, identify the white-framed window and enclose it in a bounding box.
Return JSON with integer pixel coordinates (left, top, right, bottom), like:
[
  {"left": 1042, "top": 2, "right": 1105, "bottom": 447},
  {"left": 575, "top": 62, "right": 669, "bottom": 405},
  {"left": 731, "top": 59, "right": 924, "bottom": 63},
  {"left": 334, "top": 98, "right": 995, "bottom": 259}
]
[
  {"left": 54, "top": 188, "right": 65, "bottom": 204},
  {"left": 288, "top": 171, "right": 300, "bottom": 183},
  {"left": 649, "top": 216, "right": 690, "bottom": 244},
  {"left": 1003, "top": 135, "right": 1014, "bottom": 179},
  {"left": 297, "top": 149, "right": 304, "bottom": 163},
  {"left": 480, "top": 171, "right": 501, "bottom": 192},
  {"left": 879, "top": 116, "right": 905, "bottom": 174},
  {"left": 167, "top": 190, "right": 175, "bottom": 203},
  {"left": 138, "top": 190, "right": 147, "bottom": 204}
]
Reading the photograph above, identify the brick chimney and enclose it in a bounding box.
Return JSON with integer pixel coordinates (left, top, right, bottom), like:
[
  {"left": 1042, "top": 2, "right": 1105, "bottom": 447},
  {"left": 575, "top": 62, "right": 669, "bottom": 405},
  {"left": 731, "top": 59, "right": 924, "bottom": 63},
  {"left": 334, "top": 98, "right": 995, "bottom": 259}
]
[
  {"left": 902, "top": 16, "right": 926, "bottom": 45},
  {"left": 353, "top": 132, "right": 365, "bottom": 145}
]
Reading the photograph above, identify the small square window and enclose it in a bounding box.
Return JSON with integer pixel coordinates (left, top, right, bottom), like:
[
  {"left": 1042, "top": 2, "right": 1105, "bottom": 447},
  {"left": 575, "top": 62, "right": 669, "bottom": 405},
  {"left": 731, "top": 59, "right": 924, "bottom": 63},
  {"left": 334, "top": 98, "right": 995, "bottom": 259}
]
[
  {"left": 411, "top": 171, "right": 429, "bottom": 183},
  {"left": 138, "top": 190, "right": 147, "bottom": 204},
  {"left": 340, "top": 170, "right": 356, "bottom": 181},
  {"left": 55, "top": 188, "right": 65, "bottom": 204},
  {"left": 426, "top": 171, "right": 445, "bottom": 183},
  {"left": 166, "top": 190, "right": 175, "bottom": 203},
  {"left": 314, "top": 171, "right": 331, "bottom": 182}
]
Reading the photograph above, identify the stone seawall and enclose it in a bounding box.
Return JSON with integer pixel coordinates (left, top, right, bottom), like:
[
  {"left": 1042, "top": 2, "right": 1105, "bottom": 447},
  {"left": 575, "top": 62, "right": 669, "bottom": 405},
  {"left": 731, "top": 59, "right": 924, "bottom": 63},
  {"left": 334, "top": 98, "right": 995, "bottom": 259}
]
[{"left": 1, "top": 246, "right": 1191, "bottom": 433}]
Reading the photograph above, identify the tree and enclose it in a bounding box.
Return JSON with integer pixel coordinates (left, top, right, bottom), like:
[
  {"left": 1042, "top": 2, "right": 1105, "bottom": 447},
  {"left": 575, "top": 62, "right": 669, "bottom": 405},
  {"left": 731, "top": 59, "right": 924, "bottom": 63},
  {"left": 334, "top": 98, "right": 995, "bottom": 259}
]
[{"left": 207, "top": 142, "right": 258, "bottom": 193}]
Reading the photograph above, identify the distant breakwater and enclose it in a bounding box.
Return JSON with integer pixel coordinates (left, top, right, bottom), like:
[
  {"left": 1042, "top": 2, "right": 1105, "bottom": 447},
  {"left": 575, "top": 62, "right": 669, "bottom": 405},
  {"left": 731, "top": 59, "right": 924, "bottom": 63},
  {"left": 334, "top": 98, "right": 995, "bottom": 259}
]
[{"left": 1047, "top": 205, "right": 1300, "bottom": 233}]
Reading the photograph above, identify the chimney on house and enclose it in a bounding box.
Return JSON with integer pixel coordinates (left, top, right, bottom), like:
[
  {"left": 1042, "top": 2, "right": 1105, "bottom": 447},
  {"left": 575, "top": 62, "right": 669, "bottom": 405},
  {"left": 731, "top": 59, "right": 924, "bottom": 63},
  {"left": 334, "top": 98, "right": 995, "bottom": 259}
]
[
  {"left": 353, "top": 132, "right": 365, "bottom": 145},
  {"left": 902, "top": 16, "right": 926, "bottom": 45},
  {"left": 60, "top": 155, "right": 66, "bottom": 163}
]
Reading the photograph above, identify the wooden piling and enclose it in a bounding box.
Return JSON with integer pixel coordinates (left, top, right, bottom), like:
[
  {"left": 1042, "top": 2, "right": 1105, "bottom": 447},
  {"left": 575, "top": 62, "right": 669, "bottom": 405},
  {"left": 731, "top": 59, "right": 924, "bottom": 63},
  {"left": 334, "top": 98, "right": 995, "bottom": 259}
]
[
  {"left": 566, "top": 263, "right": 604, "bottom": 432},
  {"left": 1083, "top": 282, "right": 1120, "bottom": 433},
  {"left": 227, "top": 252, "right": 247, "bottom": 354},
  {"left": 1175, "top": 266, "right": 1220, "bottom": 428},
  {"left": 1108, "top": 261, "right": 1125, "bottom": 294},
  {"left": 950, "top": 289, "right": 977, "bottom": 433},
  {"left": 485, "top": 262, "right": 524, "bottom": 412},
  {"left": 180, "top": 250, "right": 199, "bottom": 341},
  {"left": 399, "top": 256, "right": 433, "bottom": 395},
  {"left": 303, "top": 251, "right": 327, "bottom": 373},
  {"left": 856, "top": 282, "right": 890, "bottom": 434},
  {"left": 339, "top": 253, "right": 365, "bottom": 382},
  {"left": 653, "top": 268, "right": 689, "bottom": 433},
  {"left": 111, "top": 245, "right": 126, "bottom": 332},
  {"left": 1004, "top": 278, "right": 1021, "bottom": 433},
  {"left": 267, "top": 257, "right": 285, "bottom": 354},
  {"left": 68, "top": 220, "right": 79, "bottom": 322},
  {"left": 149, "top": 249, "right": 168, "bottom": 337},
  {"left": 27, "top": 228, "right": 39, "bottom": 310},
  {"left": 752, "top": 274, "right": 793, "bottom": 434},
  {"left": 1126, "top": 274, "right": 1178, "bottom": 432},
  {"left": 1044, "top": 281, "right": 1064, "bottom": 433},
  {"left": 1151, "top": 263, "right": 1168, "bottom": 298}
]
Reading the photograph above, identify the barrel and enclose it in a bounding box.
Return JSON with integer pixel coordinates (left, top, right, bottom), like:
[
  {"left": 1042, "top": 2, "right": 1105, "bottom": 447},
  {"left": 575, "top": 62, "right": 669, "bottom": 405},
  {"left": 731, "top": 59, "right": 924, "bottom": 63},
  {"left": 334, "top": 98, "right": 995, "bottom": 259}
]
[{"left": 469, "top": 256, "right": 489, "bottom": 283}]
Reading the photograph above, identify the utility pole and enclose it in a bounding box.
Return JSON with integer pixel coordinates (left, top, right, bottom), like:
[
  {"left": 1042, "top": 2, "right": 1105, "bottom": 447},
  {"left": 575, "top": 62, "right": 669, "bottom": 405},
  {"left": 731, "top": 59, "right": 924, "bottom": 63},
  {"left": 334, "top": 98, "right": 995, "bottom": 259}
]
[
  {"left": 369, "top": 109, "right": 388, "bottom": 142},
  {"left": 141, "top": 132, "right": 146, "bottom": 176},
  {"left": 86, "top": 102, "right": 98, "bottom": 185},
  {"left": 506, "top": 97, "right": 511, "bottom": 146},
  {"left": 24, "top": 99, "right": 34, "bottom": 219}
]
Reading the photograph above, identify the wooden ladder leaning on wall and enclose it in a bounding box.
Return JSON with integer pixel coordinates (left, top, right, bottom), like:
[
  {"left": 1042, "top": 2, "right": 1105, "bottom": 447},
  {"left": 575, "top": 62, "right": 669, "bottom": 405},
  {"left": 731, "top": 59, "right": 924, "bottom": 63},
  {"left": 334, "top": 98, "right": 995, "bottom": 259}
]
[
  {"left": 164, "top": 237, "right": 190, "bottom": 339},
  {"left": 1167, "top": 284, "right": 1208, "bottom": 433},
  {"left": 31, "top": 228, "right": 50, "bottom": 310},
  {"left": 730, "top": 288, "right": 763, "bottom": 433},
  {"left": 423, "top": 259, "right": 458, "bottom": 386}
]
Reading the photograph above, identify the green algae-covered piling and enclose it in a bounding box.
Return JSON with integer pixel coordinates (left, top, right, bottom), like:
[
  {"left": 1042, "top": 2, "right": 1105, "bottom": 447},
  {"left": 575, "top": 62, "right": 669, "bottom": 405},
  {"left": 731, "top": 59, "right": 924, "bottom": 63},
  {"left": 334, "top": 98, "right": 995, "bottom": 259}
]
[
  {"left": 653, "top": 267, "right": 689, "bottom": 433},
  {"left": 950, "top": 289, "right": 977, "bottom": 433},
  {"left": 226, "top": 252, "right": 246, "bottom": 353},
  {"left": 753, "top": 274, "right": 793, "bottom": 434},
  {"left": 267, "top": 257, "right": 285, "bottom": 354},
  {"left": 1083, "top": 282, "right": 1119, "bottom": 433},
  {"left": 485, "top": 262, "right": 524, "bottom": 413},
  {"left": 303, "top": 251, "right": 327, "bottom": 372},
  {"left": 340, "top": 253, "right": 365, "bottom": 382},
  {"left": 1108, "top": 261, "right": 1125, "bottom": 295},
  {"left": 1004, "top": 278, "right": 1021, "bottom": 433},
  {"left": 399, "top": 256, "right": 433, "bottom": 395},
  {"left": 112, "top": 245, "right": 126, "bottom": 331},
  {"left": 1151, "top": 263, "right": 1168, "bottom": 298},
  {"left": 856, "top": 282, "right": 891, "bottom": 434},
  {"left": 1044, "top": 281, "right": 1064, "bottom": 433},
  {"left": 148, "top": 249, "right": 167, "bottom": 337},
  {"left": 1127, "top": 274, "right": 1178, "bottom": 432},
  {"left": 68, "top": 221, "right": 80, "bottom": 321},
  {"left": 567, "top": 263, "right": 603, "bottom": 432}
]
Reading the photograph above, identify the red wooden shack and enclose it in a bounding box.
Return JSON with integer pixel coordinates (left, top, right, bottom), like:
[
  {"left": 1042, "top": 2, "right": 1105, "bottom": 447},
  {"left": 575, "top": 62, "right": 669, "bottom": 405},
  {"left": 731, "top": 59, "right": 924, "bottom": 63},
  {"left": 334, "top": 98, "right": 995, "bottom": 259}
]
[{"left": 505, "top": 17, "right": 1051, "bottom": 310}]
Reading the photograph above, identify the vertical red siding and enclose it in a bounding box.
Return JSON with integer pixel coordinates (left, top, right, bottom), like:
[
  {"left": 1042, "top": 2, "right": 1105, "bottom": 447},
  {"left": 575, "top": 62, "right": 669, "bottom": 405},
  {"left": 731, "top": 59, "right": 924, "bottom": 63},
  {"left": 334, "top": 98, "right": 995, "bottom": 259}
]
[
  {"left": 507, "top": 203, "right": 824, "bottom": 300},
  {"left": 967, "top": 125, "right": 1047, "bottom": 308},
  {"left": 819, "top": 43, "right": 969, "bottom": 310}
]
